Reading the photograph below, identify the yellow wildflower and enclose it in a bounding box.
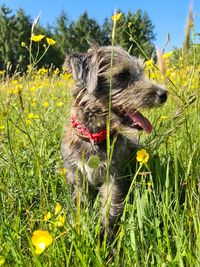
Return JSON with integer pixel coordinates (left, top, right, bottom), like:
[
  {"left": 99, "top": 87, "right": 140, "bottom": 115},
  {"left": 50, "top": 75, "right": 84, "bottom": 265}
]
[
  {"left": 56, "top": 101, "right": 63, "bottom": 107},
  {"left": 53, "top": 68, "right": 60, "bottom": 75},
  {"left": 55, "top": 202, "right": 62, "bottom": 215},
  {"left": 136, "top": 149, "right": 149, "bottom": 164},
  {"left": 55, "top": 215, "right": 65, "bottom": 227},
  {"left": 11, "top": 79, "right": 18, "bottom": 85},
  {"left": 59, "top": 168, "right": 67, "bottom": 175},
  {"left": 43, "top": 212, "right": 52, "bottom": 222},
  {"left": 111, "top": 12, "right": 122, "bottom": 22},
  {"left": 46, "top": 38, "right": 56, "bottom": 46},
  {"left": 30, "top": 35, "right": 45, "bottom": 42},
  {"left": 33, "top": 114, "right": 39, "bottom": 119},
  {"left": 31, "top": 230, "right": 53, "bottom": 255},
  {"left": 61, "top": 72, "right": 72, "bottom": 80},
  {"left": 28, "top": 113, "right": 39, "bottom": 119},
  {"left": 0, "top": 255, "right": 5, "bottom": 266},
  {"left": 147, "top": 181, "right": 152, "bottom": 187},
  {"left": 11, "top": 88, "right": 19, "bottom": 94},
  {"left": 21, "top": 42, "right": 26, "bottom": 47},
  {"left": 28, "top": 113, "right": 35, "bottom": 119},
  {"left": 0, "top": 125, "right": 5, "bottom": 131},
  {"left": 160, "top": 115, "right": 168, "bottom": 120},
  {"left": 43, "top": 102, "right": 49, "bottom": 107},
  {"left": 145, "top": 59, "right": 154, "bottom": 68},
  {"left": 0, "top": 70, "right": 6, "bottom": 75},
  {"left": 38, "top": 67, "right": 48, "bottom": 75},
  {"left": 163, "top": 51, "right": 173, "bottom": 59},
  {"left": 25, "top": 119, "right": 31, "bottom": 125}
]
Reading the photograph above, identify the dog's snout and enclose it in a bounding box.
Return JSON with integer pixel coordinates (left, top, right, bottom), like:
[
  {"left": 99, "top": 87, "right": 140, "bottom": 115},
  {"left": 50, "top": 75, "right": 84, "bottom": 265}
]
[{"left": 157, "top": 89, "right": 167, "bottom": 104}]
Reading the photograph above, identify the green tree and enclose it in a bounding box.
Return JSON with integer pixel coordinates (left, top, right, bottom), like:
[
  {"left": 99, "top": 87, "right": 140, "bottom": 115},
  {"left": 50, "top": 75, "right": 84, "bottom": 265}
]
[
  {"left": 0, "top": 4, "right": 62, "bottom": 72},
  {"left": 53, "top": 11, "right": 71, "bottom": 57},
  {"left": 0, "top": 4, "right": 16, "bottom": 70},
  {"left": 14, "top": 8, "right": 32, "bottom": 71},
  {"left": 54, "top": 11, "right": 110, "bottom": 53},
  {"left": 70, "top": 12, "right": 102, "bottom": 52},
  {"left": 114, "top": 10, "right": 156, "bottom": 58},
  {"left": 101, "top": 18, "right": 111, "bottom": 45},
  {"left": 0, "top": 5, "right": 157, "bottom": 72}
]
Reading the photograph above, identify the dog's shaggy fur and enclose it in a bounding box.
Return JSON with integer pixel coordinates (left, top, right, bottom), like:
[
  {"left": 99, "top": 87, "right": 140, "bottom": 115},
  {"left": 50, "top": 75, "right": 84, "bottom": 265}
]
[{"left": 61, "top": 44, "right": 167, "bottom": 239}]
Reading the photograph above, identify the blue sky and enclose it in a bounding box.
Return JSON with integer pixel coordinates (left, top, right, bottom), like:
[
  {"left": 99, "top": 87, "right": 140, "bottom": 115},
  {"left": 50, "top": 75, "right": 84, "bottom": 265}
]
[{"left": 1, "top": 0, "right": 200, "bottom": 50}]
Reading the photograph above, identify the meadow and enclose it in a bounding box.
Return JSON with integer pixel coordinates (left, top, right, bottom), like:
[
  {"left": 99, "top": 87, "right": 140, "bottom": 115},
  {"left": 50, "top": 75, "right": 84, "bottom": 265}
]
[{"left": 0, "top": 21, "right": 200, "bottom": 267}]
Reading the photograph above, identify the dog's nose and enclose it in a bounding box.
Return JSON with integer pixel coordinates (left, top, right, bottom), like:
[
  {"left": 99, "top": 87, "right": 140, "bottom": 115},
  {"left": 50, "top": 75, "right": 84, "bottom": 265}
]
[{"left": 157, "top": 89, "right": 167, "bottom": 104}]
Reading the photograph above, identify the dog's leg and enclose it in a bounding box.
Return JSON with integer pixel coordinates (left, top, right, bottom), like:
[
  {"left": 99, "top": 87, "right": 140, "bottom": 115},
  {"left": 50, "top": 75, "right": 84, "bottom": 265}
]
[{"left": 100, "top": 178, "right": 128, "bottom": 241}]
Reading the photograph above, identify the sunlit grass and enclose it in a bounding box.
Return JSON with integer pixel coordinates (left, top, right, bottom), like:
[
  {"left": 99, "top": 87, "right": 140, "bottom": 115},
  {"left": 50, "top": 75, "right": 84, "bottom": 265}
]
[{"left": 0, "top": 16, "right": 200, "bottom": 266}]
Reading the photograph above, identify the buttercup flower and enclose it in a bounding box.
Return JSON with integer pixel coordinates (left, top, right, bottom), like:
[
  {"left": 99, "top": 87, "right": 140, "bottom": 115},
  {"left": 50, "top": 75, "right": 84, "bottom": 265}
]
[
  {"left": 38, "top": 67, "right": 48, "bottom": 75},
  {"left": 0, "top": 255, "right": 5, "bottom": 266},
  {"left": 56, "top": 101, "right": 63, "bottom": 107},
  {"left": 30, "top": 35, "right": 45, "bottom": 42},
  {"left": 55, "top": 202, "right": 62, "bottom": 215},
  {"left": 59, "top": 168, "right": 67, "bottom": 175},
  {"left": 28, "top": 113, "right": 34, "bottom": 119},
  {"left": 55, "top": 215, "right": 66, "bottom": 227},
  {"left": 163, "top": 51, "right": 173, "bottom": 59},
  {"left": 28, "top": 113, "right": 39, "bottom": 119},
  {"left": 145, "top": 59, "right": 154, "bottom": 68},
  {"left": 111, "top": 12, "right": 122, "bottom": 22},
  {"left": 46, "top": 38, "right": 56, "bottom": 46},
  {"left": 31, "top": 230, "right": 53, "bottom": 254},
  {"left": 43, "top": 212, "right": 52, "bottom": 222},
  {"left": 25, "top": 119, "right": 31, "bottom": 125},
  {"left": 43, "top": 102, "right": 49, "bottom": 107},
  {"left": 136, "top": 149, "right": 149, "bottom": 164}
]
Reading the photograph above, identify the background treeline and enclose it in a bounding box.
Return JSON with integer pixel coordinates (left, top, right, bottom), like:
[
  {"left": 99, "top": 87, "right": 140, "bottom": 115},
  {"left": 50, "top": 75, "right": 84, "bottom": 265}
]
[{"left": 0, "top": 4, "right": 156, "bottom": 72}]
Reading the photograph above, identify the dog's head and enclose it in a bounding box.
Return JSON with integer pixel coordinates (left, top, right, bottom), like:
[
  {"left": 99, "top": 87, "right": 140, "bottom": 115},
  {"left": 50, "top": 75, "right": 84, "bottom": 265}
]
[{"left": 64, "top": 44, "right": 167, "bottom": 134}]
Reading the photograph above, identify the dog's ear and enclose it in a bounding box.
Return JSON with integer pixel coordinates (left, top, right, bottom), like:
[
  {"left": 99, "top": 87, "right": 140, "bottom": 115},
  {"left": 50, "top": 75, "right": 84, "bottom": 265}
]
[
  {"left": 86, "top": 42, "right": 99, "bottom": 93},
  {"left": 86, "top": 53, "right": 99, "bottom": 94},
  {"left": 63, "top": 52, "right": 99, "bottom": 94},
  {"left": 63, "top": 53, "right": 84, "bottom": 82}
]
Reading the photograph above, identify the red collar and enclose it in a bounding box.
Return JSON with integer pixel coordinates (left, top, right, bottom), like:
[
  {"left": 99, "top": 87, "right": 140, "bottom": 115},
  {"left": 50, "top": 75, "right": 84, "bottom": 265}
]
[{"left": 71, "top": 116, "right": 108, "bottom": 144}]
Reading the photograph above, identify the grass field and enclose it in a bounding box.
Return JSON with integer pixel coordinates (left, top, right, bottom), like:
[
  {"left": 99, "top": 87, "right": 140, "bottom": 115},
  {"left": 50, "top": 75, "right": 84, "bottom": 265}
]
[{"left": 0, "top": 30, "right": 200, "bottom": 266}]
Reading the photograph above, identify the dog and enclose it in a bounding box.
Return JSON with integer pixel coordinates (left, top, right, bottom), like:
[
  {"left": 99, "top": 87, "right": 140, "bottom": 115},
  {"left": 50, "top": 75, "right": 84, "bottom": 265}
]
[{"left": 61, "top": 44, "right": 167, "bottom": 240}]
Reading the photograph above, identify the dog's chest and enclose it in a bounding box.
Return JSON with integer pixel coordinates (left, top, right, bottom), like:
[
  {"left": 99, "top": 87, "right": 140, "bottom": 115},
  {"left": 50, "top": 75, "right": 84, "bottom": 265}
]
[
  {"left": 76, "top": 159, "right": 105, "bottom": 185},
  {"left": 75, "top": 136, "right": 137, "bottom": 185}
]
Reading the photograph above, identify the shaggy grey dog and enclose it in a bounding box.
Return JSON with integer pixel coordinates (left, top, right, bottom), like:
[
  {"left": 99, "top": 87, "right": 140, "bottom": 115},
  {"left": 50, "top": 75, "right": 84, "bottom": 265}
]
[{"left": 61, "top": 44, "right": 167, "bottom": 240}]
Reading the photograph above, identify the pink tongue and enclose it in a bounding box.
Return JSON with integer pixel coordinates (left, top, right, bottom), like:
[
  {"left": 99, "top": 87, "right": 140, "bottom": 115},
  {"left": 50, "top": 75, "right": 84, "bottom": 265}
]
[{"left": 127, "top": 111, "right": 153, "bottom": 134}]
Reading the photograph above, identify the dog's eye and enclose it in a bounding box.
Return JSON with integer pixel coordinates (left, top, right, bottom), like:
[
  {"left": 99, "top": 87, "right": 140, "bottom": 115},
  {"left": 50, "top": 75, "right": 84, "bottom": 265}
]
[
  {"left": 114, "top": 71, "right": 130, "bottom": 90},
  {"left": 117, "top": 71, "right": 130, "bottom": 82}
]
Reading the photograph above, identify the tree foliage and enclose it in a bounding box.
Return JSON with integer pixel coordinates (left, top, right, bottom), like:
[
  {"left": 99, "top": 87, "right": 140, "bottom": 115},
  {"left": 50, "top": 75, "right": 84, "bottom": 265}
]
[
  {"left": 0, "top": 4, "right": 157, "bottom": 72},
  {"left": 0, "top": 5, "right": 17, "bottom": 70},
  {"left": 14, "top": 8, "right": 32, "bottom": 71},
  {"left": 113, "top": 10, "right": 156, "bottom": 58}
]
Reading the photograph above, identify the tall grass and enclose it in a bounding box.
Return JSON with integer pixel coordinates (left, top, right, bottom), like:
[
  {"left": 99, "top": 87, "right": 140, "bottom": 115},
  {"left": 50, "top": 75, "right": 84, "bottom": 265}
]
[{"left": 0, "top": 14, "right": 200, "bottom": 267}]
